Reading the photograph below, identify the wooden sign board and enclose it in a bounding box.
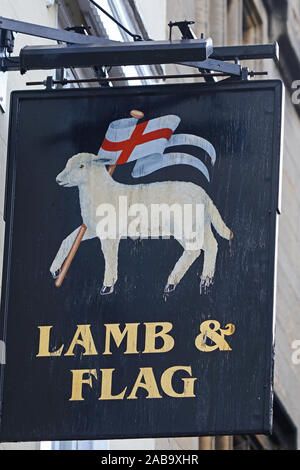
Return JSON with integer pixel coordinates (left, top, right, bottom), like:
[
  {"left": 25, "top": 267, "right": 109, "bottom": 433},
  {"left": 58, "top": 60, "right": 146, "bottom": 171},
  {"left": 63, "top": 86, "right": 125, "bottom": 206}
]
[{"left": 0, "top": 81, "right": 283, "bottom": 441}]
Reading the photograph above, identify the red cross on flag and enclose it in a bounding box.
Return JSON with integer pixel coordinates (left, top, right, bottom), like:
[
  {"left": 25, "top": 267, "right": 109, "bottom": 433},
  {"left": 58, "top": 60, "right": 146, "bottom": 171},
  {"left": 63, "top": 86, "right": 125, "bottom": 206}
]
[
  {"left": 97, "top": 115, "right": 216, "bottom": 182},
  {"left": 98, "top": 115, "right": 180, "bottom": 165}
]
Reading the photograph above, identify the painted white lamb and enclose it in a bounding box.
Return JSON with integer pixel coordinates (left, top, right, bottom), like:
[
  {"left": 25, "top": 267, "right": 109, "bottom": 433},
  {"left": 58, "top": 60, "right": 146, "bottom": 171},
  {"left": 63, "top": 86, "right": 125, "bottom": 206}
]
[{"left": 50, "top": 152, "right": 233, "bottom": 295}]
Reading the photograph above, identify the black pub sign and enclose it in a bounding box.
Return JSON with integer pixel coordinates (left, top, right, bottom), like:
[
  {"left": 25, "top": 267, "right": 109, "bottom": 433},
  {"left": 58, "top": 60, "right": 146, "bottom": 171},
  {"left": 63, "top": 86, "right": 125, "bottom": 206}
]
[{"left": 0, "top": 81, "right": 283, "bottom": 441}]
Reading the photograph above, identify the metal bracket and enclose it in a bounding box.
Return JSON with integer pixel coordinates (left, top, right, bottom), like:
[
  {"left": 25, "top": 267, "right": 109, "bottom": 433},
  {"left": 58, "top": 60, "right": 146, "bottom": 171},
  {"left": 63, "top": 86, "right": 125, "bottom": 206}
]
[
  {"left": 64, "top": 26, "right": 91, "bottom": 36},
  {"left": 169, "top": 20, "right": 240, "bottom": 81},
  {"left": 168, "top": 20, "right": 197, "bottom": 40},
  {"left": 0, "top": 29, "right": 14, "bottom": 54},
  {"left": 0, "top": 15, "right": 278, "bottom": 82},
  {"left": 16, "top": 39, "right": 213, "bottom": 73},
  {"left": 183, "top": 57, "right": 241, "bottom": 76},
  {"left": 45, "top": 75, "right": 54, "bottom": 91},
  {"left": 0, "top": 16, "right": 116, "bottom": 46}
]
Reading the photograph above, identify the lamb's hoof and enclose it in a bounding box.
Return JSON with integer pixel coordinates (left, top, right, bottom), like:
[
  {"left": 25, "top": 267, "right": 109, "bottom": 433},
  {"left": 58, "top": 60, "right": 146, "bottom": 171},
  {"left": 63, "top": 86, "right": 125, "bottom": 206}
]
[
  {"left": 51, "top": 269, "right": 60, "bottom": 280},
  {"left": 200, "top": 277, "right": 213, "bottom": 295},
  {"left": 100, "top": 286, "right": 114, "bottom": 296},
  {"left": 164, "top": 284, "right": 176, "bottom": 294}
]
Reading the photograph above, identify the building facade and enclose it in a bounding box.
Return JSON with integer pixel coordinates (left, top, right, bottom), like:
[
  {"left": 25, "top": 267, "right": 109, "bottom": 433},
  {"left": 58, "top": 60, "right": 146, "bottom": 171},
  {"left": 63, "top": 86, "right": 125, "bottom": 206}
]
[{"left": 0, "top": 0, "right": 300, "bottom": 450}]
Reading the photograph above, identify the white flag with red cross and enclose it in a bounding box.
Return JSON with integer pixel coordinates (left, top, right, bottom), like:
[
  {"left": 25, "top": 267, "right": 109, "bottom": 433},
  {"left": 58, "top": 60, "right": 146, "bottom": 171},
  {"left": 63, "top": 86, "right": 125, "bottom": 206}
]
[{"left": 97, "top": 115, "right": 216, "bottom": 182}]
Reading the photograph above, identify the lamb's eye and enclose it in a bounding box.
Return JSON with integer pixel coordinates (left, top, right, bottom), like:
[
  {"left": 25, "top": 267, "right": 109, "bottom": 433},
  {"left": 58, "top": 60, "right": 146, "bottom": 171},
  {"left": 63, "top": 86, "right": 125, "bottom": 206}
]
[{"left": 80, "top": 164, "right": 85, "bottom": 169}]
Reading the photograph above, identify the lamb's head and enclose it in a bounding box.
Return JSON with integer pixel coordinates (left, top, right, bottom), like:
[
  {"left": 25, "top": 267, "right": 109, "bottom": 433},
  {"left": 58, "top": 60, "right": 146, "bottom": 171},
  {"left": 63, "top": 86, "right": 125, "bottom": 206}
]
[{"left": 56, "top": 152, "right": 110, "bottom": 187}]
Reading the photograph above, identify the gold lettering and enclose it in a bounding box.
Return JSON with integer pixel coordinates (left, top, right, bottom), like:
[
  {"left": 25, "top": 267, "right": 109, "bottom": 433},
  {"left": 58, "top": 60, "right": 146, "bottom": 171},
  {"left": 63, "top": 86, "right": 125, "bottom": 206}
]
[
  {"left": 65, "top": 325, "right": 98, "bottom": 356},
  {"left": 195, "top": 321, "right": 235, "bottom": 352},
  {"left": 98, "top": 368, "right": 127, "bottom": 400},
  {"left": 69, "top": 369, "right": 97, "bottom": 401},
  {"left": 36, "top": 326, "right": 64, "bottom": 357},
  {"left": 161, "top": 366, "right": 196, "bottom": 398},
  {"left": 143, "top": 322, "right": 174, "bottom": 354},
  {"left": 103, "top": 323, "right": 139, "bottom": 355},
  {"left": 127, "top": 367, "right": 162, "bottom": 399}
]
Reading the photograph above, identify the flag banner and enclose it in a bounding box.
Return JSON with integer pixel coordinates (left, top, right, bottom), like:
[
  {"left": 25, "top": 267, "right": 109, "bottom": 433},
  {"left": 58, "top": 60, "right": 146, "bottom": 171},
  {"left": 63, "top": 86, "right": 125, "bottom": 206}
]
[
  {"left": 0, "top": 81, "right": 283, "bottom": 442},
  {"left": 98, "top": 115, "right": 216, "bottom": 181}
]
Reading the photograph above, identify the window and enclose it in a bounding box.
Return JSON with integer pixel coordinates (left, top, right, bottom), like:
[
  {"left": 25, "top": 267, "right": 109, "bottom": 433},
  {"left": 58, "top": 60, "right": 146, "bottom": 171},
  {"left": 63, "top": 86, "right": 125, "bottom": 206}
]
[
  {"left": 243, "top": 0, "right": 263, "bottom": 44},
  {"left": 92, "top": 0, "right": 160, "bottom": 85},
  {"left": 40, "top": 440, "right": 108, "bottom": 450}
]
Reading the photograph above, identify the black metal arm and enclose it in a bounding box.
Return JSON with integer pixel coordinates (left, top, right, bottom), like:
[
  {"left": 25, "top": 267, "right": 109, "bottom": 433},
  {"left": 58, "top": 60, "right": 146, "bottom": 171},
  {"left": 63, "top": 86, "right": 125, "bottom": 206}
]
[
  {"left": 0, "top": 16, "right": 116, "bottom": 46},
  {"left": 0, "top": 15, "right": 279, "bottom": 81},
  {"left": 17, "top": 39, "right": 212, "bottom": 73}
]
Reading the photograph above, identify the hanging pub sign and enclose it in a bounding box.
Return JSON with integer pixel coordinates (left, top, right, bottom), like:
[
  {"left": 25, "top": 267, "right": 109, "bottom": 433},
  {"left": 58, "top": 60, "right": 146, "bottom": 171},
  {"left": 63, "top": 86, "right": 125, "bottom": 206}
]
[{"left": 0, "top": 81, "right": 283, "bottom": 442}]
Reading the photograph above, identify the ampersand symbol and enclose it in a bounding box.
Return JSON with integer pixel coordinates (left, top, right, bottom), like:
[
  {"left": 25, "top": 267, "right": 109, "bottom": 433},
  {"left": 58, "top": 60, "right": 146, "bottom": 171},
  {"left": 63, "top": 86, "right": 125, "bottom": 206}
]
[{"left": 195, "top": 321, "right": 235, "bottom": 352}]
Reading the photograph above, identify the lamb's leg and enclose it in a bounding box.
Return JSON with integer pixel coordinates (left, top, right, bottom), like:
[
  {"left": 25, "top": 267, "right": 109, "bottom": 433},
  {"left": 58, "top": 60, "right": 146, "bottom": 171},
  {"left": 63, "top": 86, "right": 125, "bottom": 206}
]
[
  {"left": 50, "top": 226, "right": 94, "bottom": 278},
  {"left": 165, "top": 248, "right": 202, "bottom": 293},
  {"left": 200, "top": 230, "right": 218, "bottom": 292},
  {"left": 100, "top": 238, "right": 120, "bottom": 295}
]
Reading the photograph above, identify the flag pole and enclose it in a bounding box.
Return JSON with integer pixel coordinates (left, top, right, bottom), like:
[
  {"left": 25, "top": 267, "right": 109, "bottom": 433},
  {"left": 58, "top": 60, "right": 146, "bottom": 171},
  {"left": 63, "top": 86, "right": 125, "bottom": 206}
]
[
  {"left": 54, "top": 109, "right": 144, "bottom": 287},
  {"left": 108, "top": 110, "right": 144, "bottom": 176},
  {"left": 54, "top": 224, "right": 87, "bottom": 287}
]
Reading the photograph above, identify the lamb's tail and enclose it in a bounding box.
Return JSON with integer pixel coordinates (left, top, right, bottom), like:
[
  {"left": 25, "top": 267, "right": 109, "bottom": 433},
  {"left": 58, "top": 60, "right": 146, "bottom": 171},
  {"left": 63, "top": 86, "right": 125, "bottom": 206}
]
[{"left": 207, "top": 199, "right": 233, "bottom": 241}]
